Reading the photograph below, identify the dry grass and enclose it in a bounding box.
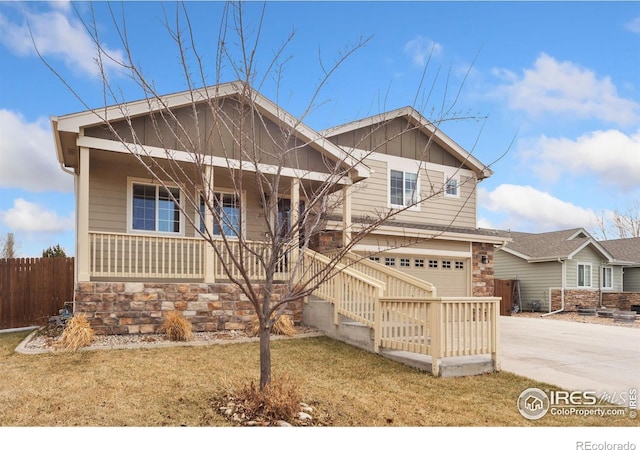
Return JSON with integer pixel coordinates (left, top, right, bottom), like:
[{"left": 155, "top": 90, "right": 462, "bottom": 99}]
[
  {"left": 0, "top": 331, "right": 637, "bottom": 427},
  {"left": 54, "top": 315, "right": 94, "bottom": 351},
  {"left": 247, "top": 314, "right": 296, "bottom": 337},
  {"left": 159, "top": 311, "right": 193, "bottom": 341}
]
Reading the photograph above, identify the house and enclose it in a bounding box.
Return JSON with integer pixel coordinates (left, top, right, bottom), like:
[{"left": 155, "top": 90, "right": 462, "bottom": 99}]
[
  {"left": 494, "top": 228, "right": 635, "bottom": 313},
  {"left": 600, "top": 237, "right": 640, "bottom": 292},
  {"left": 51, "top": 81, "right": 506, "bottom": 337}
]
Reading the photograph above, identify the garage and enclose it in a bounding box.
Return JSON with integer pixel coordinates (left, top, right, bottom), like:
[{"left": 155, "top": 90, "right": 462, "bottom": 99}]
[{"left": 365, "top": 253, "right": 470, "bottom": 297}]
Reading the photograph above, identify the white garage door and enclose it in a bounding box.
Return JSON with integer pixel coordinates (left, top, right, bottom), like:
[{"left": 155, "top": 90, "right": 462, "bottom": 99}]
[{"left": 369, "top": 254, "right": 469, "bottom": 296}]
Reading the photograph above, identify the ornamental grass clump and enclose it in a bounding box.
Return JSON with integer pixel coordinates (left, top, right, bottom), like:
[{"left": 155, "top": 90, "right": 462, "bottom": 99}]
[
  {"left": 247, "top": 313, "right": 296, "bottom": 337},
  {"left": 159, "top": 311, "right": 193, "bottom": 341},
  {"left": 239, "top": 374, "right": 302, "bottom": 422},
  {"left": 55, "top": 314, "right": 94, "bottom": 352}
]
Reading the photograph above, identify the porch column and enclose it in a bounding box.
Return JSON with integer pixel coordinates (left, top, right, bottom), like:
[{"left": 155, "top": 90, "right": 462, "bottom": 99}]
[
  {"left": 290, "top": 177, "right": 300, "bottom": 269},
  {"left": 77, "top": 147, "right": 90, "bottom": 282},
  {"left": 342, "top": 184, "right": 352, "bottom": 247},
  {"left": 204, "top": 165, "right": 215, "bottom": 283}
]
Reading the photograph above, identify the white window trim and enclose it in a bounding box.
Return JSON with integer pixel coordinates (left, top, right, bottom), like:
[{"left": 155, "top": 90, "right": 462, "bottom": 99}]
[
  {"left": 577, "top": 262, "right": 592, "bottom": 288},
  {"left": 127, "top": 177, "right": 185, "bottom": 236},
  {"left": 196, "top": 188, "right": 247, "bottom": 240},
  {"left": 601, "top": 266, "right": 613, "bottom": 290},
  {"left": 388, "top": 168, "right": 420, "bottom": 211},
  {"left": 444, "top": 176, "right": 460, "bottom": 198}
]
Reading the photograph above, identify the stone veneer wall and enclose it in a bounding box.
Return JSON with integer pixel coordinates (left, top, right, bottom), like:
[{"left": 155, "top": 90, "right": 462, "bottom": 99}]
[
  {"left": 601, "top": 292, "right": 640, "bottom": 311},
  {"left": 550, "top": 289, "right": 601, "bottom": 311},
  {"left": 472, "top": 242, "right": 495, "bottom": 297},
  {"left": 75, "top": 282, "right": 302, "bottom": 335}
]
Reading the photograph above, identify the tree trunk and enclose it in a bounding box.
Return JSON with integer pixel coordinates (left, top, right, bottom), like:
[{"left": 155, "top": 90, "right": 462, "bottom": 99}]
[{"left": 259, "top": 321, "right": 272, "bottom": 389}]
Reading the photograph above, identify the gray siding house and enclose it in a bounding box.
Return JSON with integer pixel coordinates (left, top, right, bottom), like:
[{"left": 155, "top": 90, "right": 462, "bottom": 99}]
[
  {"left": 600, "top": 237, "right": 640, "bottom": 292},
  {"left": 494, "top": 228, "right": 629, "bottom": 312}
]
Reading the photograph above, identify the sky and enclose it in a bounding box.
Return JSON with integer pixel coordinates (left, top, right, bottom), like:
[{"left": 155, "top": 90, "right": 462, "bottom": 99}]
[{"left": 0, "top": 1, "right": 639, "bottom": 257}]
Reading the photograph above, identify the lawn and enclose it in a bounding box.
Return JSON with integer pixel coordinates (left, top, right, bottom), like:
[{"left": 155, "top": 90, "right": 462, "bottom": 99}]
[{"left": 0, "top": 330, "right": 636, "bottom": 427}]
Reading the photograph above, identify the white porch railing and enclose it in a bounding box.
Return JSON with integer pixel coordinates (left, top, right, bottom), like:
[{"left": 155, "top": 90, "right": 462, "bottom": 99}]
[
  {"left": 88, "top": 231, "right": 293, "bottom": 281},
  {"left": 89, "top": 232, "right": 205, "bottom": 279}
]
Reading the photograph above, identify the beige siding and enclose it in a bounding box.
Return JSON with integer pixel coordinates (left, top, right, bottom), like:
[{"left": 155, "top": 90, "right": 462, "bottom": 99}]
[
  {"left": 494, "top": 250, "right": 562, "bottom": 311},
  {"left": 329, "top": 117, "right": 466, "bottom": 169},
  {"left": 84, "top": 99, "right": 334, "bottom": 174},
  {"left": 348, "top": 158, "right": 477, "bottom": 228}
]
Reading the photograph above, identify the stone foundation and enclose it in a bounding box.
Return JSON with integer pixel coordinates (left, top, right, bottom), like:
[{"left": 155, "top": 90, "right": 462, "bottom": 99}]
[
  {"left": 550, "top": 289, "right": 602, "bottom": 311},
  {"left": 74, "top": 282, "right": 302, "bottom": 335},
  {"left": 601, "top": 292, "right": 640, "bottom": 311},
  {"left": 309, "top": 230, "right": 343, "bottom": 253},
  {"left": 472, "top": 242, "right": 495, "bottom": 297}
]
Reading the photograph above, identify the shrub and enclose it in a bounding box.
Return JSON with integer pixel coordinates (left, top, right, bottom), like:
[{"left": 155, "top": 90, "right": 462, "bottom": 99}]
[
  {"left": 247, "top": 313, "right": 296, "bottom": 337},
  {"left": 159, "top": 311, "right": 193, "bottom": 341},
  {"left": 239, "top": 374, "right": 302, "bottom": 422},
  {"left": 55, "top": 314, "right": 94, "bottom": 351}
]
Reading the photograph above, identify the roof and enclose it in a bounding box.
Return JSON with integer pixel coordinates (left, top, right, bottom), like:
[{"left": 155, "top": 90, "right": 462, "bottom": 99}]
[
  {"left": 51, "top": 81, "right": 370, "bottom": 181},
  {"left": 600, "top": 237, "right": 640, "bottom": 265},
  {"left": 321, "top": 106, "right": 494, "bottom": 180},
  {"left": 493, "top": 228, "right": 617, "bottom": 262}
]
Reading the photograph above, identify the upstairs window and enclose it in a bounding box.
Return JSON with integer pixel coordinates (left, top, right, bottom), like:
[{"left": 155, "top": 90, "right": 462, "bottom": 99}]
[
  {"left": 577, "top": 263, "right": 592, "bottom": 288},
  {"left": 445, "top": 177, "right": 459, "bottom": 197},
  {"left": 390, "top": 170, "right": 418, "bottom": 207},
  {"left": 131, "top": 183, "right": 181, "bottom": 233}
]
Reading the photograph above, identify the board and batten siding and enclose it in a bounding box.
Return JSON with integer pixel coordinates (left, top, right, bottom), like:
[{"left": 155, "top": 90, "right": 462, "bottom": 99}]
[
  {"left": 349, "top": 157, "right": 477, "bottom": 229},
  {"left": 494, "top": 250, "right": 562, "bottom": 311}
]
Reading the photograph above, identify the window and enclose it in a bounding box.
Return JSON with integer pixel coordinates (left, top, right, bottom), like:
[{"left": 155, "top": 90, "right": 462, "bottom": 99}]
[
  {"left": 577, "top": 263, "right": 592, "bottom": 287},
  {"left": 132, "top": 183, "right": 181, "bottom": 233},
  {"left": 369, "top": 256, "right": 380, "bottom": 263},
  {"left": 602, "top": 266, "right": 612, "bottom": 289},
  {"left": 428, "top": 260, "right": 438, "bottom": 268},
  {"left": 455, "top": 261, "right": 464, "bottom": 270},
  {"left": 390, "top": 170, "right": 418, "bottom": 207},
  {"left": 442, "top": 260, "right": 452, "bottom": 269},
  {"left": 414, "top": 259, "right": 425, "bottom": 268},
  {"left": 200, "top": 192, "right": 241, "bottom": 237},
  {"left": 385, "top": 257, "right": 396, "bottom": 267},
  {"left": 400, "top": 258, "right": 410, "bottom": 267},
  {"left": 445, "top": 177, "right": 459, "bottom": 197}
]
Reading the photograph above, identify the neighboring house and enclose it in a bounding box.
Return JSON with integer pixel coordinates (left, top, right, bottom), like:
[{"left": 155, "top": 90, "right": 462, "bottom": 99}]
[
  {"left": 52, "top": 81, "right": 505, "bottom": 335},
  {"left": 600, "top": 237, "right": 640, "bottom": 292},
  {"left": 494, "top": 228, "right": 633, "bottom": 313}
]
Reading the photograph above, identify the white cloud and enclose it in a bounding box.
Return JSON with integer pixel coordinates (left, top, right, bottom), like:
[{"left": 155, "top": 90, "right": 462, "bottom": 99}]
[
  {"left": 479, "top": 184, "right": 601, "bottom": 232},
  {"left": 404, "top": 36, "right": 442, "bottom": 67},
  {"left": 495, "top": 53, "right": 639, "bottom": 126},
  {"left": 0, "top": 198, "right": 74, "bottom": 233},
  {"left": 626, "top": 16, "right": 640, "bottom": 33},
  {"left": 0, "top": 6, "right": 125, "bottom": 77},
  {"left": 0, "top": 109, "right": 73, "bottom": 192},
  {"left": 521, "top": 129, "right": 640, "bottom": 189}
]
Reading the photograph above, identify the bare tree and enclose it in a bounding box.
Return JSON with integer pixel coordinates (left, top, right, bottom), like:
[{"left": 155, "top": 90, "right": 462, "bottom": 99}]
[
  {"left": 0, "top": 233, "right": 17, "bottom": 259},
  {"left": 592, "top": 200, "right": 640, "bottom": 240},
  {"left": 39, "top": 1, "right": 502, "bottom": 389}
]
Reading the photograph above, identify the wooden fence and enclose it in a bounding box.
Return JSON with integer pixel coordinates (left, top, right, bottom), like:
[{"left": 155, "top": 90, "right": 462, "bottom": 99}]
[{"left": 0, "top": 257, "right": 74, "bottom": 329}]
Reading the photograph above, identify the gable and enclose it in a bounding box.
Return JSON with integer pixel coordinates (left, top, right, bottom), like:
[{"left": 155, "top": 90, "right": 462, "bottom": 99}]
[
  {"left": 83, "top": 98, "right": 336, "bottom": 174},
  {"left": 327, "top": 116, "right": 469, "bottom": 169}
]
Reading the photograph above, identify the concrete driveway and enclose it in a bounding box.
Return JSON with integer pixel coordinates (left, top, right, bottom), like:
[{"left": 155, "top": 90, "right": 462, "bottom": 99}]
[{"left": 500, "top": 316, "right": 640, "bottom": 398}]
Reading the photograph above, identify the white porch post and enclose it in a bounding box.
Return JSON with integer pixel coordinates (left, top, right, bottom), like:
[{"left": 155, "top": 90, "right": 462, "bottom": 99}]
[
  {"left": 77, "top": 147, "right": 90, "bottom": 282},
  {"left": 290, "top": 177, "right": 300, "bottom": 269},
  {"left": 204, "top": 165, "right": 215, "bottom": 283},
  {"left": 342, "top": 184, "right": 352, "bottom": 247}
]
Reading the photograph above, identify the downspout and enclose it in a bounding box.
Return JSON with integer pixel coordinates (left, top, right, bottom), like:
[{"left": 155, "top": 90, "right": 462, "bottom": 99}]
[
  {"left": 543, "top": 258, "right": 565, "bottom": 316},
  {"left": 60, "top": 163, "right": 79, "bottom": 314}
]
